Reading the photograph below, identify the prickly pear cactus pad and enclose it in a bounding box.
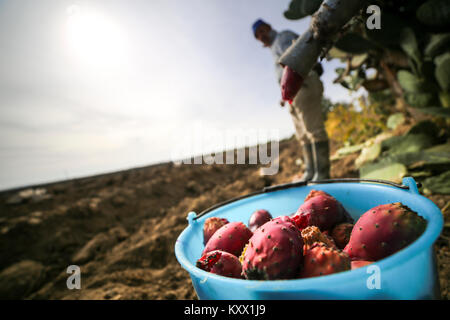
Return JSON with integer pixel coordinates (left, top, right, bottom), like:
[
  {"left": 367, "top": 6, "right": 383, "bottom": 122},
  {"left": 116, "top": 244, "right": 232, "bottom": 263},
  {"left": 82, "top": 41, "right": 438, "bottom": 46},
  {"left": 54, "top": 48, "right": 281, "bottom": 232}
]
[{"left": 416, "top": 0, "right": 450, "bottom": 27}]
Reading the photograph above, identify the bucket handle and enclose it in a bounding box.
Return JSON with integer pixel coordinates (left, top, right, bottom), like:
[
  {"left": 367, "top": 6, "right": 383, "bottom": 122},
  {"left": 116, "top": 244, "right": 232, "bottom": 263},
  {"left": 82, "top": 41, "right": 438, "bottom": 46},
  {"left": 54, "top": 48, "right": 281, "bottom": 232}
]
[{"left": 193, "top": 177, "right": 421, "bottom": 220}]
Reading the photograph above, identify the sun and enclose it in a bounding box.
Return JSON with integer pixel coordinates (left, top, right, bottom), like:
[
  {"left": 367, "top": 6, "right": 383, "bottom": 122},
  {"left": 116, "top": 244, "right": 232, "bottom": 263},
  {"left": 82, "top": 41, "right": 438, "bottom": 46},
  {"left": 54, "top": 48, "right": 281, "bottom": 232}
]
[{"left": 65, "top": 4, "right": 127, "bottom": 67}]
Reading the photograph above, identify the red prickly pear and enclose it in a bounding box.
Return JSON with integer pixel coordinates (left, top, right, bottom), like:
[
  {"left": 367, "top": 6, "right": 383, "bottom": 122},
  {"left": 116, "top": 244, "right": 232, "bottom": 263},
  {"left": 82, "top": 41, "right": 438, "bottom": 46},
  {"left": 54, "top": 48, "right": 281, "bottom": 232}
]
[
  {"left": 196, "top": 250, "right": 242, "bottom": 278},
  {"left": 203, "top": 217, "right": 229, "bottom": 245},
  {"left": 351, "top": 260, "right": 373, "bottom": 270},
  {"left": 301, "top": 226, "right": 337, "bottom": 250},
  {"left": 248, "top": 209, "right": 272, "bottom": 232},
  {"left": 331, "top": 223, "right": 354, "bottom": 249},
  {"left": 300, "top": 242, "right": 351, "bottom": 278},
  {"left": 291, "top": 190, "right": 353, "bottom": 232},
  {"left": 242, "top": 216, "right": 304, "bottom": 280},
  {"left": 281, "top": 66, "right": 304, "bottom": 102},
  {"left": 203, "top": 221, "right": 252, "bottom": 257},
  {"left": 343, "top": 203, "right": 427, "bottom": 261},
  {"left": 306, "top": 190, "right": 353, "bottom": 222}
]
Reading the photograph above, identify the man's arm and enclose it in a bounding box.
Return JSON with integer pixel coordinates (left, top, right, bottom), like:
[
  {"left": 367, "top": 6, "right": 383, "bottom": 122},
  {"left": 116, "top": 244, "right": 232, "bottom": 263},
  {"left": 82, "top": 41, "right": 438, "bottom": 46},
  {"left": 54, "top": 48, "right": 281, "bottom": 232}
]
[
  {"left": 277, "top": 30, "right": 299, "bottom": 54},
  {"left": 274, "top": 30, "right": 299, "bottom": 84}
]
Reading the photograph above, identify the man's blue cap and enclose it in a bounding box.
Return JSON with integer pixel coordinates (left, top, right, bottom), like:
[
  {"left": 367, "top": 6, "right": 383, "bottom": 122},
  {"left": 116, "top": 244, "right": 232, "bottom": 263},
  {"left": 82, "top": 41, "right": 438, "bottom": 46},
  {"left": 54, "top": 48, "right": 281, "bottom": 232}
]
[{"left": 252, "top": 19, "right": 267, "bottom": 36}]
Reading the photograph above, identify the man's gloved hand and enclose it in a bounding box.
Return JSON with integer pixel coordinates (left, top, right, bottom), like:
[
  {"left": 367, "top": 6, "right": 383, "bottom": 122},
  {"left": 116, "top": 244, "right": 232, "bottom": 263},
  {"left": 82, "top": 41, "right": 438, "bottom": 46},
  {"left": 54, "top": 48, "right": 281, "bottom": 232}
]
[{"left": 281, "top": 65, "right": 303, "bottom": 103}]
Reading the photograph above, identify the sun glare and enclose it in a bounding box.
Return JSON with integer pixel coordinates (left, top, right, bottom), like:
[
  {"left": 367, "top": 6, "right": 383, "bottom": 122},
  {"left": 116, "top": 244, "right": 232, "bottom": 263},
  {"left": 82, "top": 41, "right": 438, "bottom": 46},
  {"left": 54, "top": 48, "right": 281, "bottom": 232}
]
[{"left": 65, "top": 4, "right": 127, "bottom": 67}]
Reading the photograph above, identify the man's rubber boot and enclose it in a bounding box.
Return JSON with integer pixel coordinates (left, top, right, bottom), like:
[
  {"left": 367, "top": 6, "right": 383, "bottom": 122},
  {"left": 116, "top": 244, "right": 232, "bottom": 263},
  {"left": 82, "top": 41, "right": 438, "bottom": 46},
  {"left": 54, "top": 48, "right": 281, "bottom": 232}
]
[
  {"left": 292, "top": 143, "right": 314, "bottom": 182},
  {"left": 311, "top": 140, "right": 330, "bottom": 181}
]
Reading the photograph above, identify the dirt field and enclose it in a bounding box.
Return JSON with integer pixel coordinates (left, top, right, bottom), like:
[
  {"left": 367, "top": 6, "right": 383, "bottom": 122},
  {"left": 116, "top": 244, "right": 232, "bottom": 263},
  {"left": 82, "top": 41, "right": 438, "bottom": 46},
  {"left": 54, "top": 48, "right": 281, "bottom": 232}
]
[{"left": 0, "top": 137, "right": 448, "bottom": 300}]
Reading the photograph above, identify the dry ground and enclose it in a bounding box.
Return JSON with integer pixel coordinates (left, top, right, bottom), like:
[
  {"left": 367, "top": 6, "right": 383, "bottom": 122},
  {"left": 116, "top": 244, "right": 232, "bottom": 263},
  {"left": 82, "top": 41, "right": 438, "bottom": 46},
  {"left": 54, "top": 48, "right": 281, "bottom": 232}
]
[{"left": 0, "top": 137, "right": 448, "bottom": 299}]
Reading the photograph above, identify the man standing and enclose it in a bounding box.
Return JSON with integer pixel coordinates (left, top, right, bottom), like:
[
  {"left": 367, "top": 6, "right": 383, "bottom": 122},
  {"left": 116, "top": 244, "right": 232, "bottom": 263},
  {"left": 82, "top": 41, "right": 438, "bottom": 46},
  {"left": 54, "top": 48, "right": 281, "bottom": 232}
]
[{"left": 252, "top": 19, "right": 330, "bottom": 181}]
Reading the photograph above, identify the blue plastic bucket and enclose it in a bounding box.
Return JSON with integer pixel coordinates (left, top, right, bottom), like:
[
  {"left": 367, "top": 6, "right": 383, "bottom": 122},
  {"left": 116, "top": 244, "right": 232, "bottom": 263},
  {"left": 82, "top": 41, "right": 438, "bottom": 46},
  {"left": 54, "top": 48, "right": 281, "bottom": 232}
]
[{"left": 175, "top": 177, "right": 443, "bottom": 300}]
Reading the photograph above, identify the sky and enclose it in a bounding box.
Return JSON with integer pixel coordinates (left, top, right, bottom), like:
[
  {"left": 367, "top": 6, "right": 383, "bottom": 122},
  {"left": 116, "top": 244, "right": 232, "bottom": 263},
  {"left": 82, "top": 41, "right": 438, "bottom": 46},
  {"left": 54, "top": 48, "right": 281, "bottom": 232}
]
[{"left": 0, "top": 0, "right": 361, "bottom": 191}]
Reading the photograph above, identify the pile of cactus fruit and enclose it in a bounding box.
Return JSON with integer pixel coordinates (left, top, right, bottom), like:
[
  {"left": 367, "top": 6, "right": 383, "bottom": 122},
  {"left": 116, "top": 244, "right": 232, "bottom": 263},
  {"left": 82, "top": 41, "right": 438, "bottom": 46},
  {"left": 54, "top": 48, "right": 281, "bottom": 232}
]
[{"left": 196, "top": 190, "right": 427, "bottom": 280}]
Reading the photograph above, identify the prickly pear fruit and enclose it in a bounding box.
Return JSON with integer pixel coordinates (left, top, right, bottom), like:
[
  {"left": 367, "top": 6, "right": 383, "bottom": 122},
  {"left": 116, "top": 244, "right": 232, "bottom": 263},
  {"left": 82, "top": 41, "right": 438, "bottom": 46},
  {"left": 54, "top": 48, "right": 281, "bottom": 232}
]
[
  {"left": 307, "top": 190, "right": 353, "bottom": 223},
  {"left": 300, "top": 242, "right": 351, "bottom": 278},
  {"left": 248, "top": 209, "right": 272, "bottom": 232},
  {"left": 203, "top": 217, "right": 229, "bottom": 245},
  {"left": 331, "top": 223, "right": 354, "bottom": 249},
  {"left": 301, "top": 226, "right": 337, "bottom": 250},
  {"left": 291, "top": 190, "right": 353, "bottom": 232},
  {"left": 351, "top": 260, "right": 373, "bottom": 270},
  {"left": 281, "top": 65, "right": 304, "bottom": 103},
  {"left": 203, "top": 221, "right": 252, "bottom": 257},
  {"left": 242, "top": 216, "right": 304, "bottom": 280},
  {"left": 343, "top": 203, "right": 426, "bottom": 261},
  {"left": 304, "top": 190, "right": 330, "bottom": 201},
  {"left": 196, "top": 250, "right": 242, "bottom": 278}
]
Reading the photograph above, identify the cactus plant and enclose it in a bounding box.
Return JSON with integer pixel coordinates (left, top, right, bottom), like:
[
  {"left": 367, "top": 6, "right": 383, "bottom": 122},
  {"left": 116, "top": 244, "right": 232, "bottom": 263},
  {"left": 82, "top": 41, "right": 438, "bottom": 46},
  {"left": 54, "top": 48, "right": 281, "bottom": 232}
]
[
  {"left": 282, "top": 0, "right": 450, "bottom": 114},
  {"left": 435, "top": 52, "right": 450, "bottom": 92},
  {"left": 405, "top": 92, "right": 439, "bottom": 108},
  {"left": 366, "top": 12, "right": 408, "bottom": 46},
  {"left": 334, "top": 33, "right": 377, "bottom": 54},
  {"left": 415, "top": 107, "right": 450, "bottom": 117},
  {"left": 439, "top": 91, "right": 450, "bottom": 107},
  {"left": 399, "top": 27, "right": 421, "bottom": 67},
  {"left": 383, "top": 134, "right": 435, "bottom": 156},
  {"left": 284, "top": 0, "right": 323, "bottom": 20},
  {"left": 425, "top": 33, "right": 450, "bottom": 58},
  {"left": 416, "top": 0, "right": 450, "bottom": 28},
  {"left": 386, "top": 113, "right": 405, "bottom": 130},
  {"left": 360, "top": 162, "right": 408, "bottom": 183},
  {"left": 397, "top": 70, "right": 432, "bottom": 93},
  {"left": 355, "top": 143, "right": 382, "bottom": 169},
  {"left": 422, "top": 170, "right": 450, "bottom": 195},
  {"left": 407, "top": 120, "right": 440, "bottom": 137}
]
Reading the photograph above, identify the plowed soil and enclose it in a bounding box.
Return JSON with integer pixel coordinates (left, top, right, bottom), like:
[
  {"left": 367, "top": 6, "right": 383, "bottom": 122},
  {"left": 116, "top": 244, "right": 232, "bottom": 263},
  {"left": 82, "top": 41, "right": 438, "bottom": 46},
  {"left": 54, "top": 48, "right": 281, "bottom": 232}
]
[{"left": 0, "top": 137, "right": 448, "bottom": 300}]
